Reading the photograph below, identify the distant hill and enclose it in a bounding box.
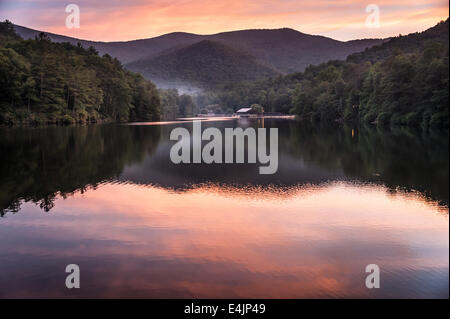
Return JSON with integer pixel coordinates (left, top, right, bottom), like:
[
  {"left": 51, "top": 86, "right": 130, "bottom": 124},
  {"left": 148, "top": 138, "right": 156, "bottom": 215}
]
[
  {"left": 207, "top": 18, "right": 449, "bottom": 127},
  {"left": 348, "top": 18, "right": 450, "bottom": 64},
  {"left": 12, "top": 24, "right": 384, "bottom": 75},
  {"left": 126, "top": 40, "right": 280, "bottom": 88},
  {"left": 208, "top": 28, "right": 384, "bottom": 73},
  {"left": 12, "top": 25, "right": 203, "bottom": 64}
]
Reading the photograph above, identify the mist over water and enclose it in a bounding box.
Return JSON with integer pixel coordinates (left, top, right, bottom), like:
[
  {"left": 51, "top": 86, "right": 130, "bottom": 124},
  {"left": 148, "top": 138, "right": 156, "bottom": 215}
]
[
  {"left": 153, "top": 79, "right": 203, "bottom": 95},
  {"left": 0, "top": 119, "right": 448, "bottom": 298}
]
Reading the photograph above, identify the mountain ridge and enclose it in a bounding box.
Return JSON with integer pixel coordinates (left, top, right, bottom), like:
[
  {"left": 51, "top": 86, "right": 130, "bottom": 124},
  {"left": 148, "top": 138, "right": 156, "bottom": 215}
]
[
  {"left": 12, "top": 24, "right": 384, "bottom": 72},
  {"left": 205, "top": 18, "right": 449, "bottom": 127},
  {"left": 126, "top": 39, "right": 280, "bottom": 89}
]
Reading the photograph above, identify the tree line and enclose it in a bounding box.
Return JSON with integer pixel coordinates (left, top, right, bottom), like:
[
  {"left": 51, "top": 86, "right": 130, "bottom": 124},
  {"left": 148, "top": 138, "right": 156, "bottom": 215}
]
[
  {"left": 0, "top": 20, "right": 160, "bottom": 125},
  {"left": 196, "top": 19, "right": 449, "bottom": 128},
  {"left": 159, "top": 88, "right": 198, "bottom": 119},
  {"left": 2, "top": 19, "right": 448, "bottom": 128}
]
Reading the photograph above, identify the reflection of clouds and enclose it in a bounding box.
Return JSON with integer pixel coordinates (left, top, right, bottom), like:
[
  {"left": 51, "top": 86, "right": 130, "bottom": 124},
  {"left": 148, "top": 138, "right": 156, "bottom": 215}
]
[{"left": 0, "top": 182, "right": 447, "bottom": 298}]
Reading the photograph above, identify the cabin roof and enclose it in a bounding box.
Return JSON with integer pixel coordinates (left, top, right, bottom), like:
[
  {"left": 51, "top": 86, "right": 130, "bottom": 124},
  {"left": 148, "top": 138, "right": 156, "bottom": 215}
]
[{"left": 236, "top": 108, "right": 252, "bottom": 113}]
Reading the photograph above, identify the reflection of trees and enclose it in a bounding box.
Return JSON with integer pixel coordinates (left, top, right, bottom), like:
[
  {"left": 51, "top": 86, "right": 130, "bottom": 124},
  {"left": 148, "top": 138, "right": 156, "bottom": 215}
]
[
  {"left": 0, "top": 125, "right": 161, "bottom": 215},
  {"left": 1, "top": 120, "right": 447, "bottom": 215},
  {"left": 282, "top": 121, "right": 449, "bottom": 206}
]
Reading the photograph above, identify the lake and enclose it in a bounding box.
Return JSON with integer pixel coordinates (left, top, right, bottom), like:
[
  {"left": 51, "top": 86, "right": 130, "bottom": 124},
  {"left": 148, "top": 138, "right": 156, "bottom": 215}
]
[{"left": 0, "top": 118, "right": 448, "bottom": 298}]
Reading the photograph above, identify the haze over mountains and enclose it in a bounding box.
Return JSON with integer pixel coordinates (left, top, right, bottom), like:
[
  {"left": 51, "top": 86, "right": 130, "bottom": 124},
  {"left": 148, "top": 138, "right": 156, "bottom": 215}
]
[
  {"left": 13, "top": 24, "right": 384, "bottom": 88},
  {"left": 126, "top": 40, "right": 280, "bottom": 89}
]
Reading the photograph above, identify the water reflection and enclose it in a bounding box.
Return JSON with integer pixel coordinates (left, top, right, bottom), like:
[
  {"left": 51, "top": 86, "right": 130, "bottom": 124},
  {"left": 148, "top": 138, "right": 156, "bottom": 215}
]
[
  {"left": 0, "top": 124, "right": 161, "bottom": 214},
  {"left": 1, "top": 120, "right": 448, "bottom": 214},
  {"left": 0, "top": 120, "right": 448, "bottom": 298},
  {"left": 0, "top": 182, "right": 447, "bottom": 298}
]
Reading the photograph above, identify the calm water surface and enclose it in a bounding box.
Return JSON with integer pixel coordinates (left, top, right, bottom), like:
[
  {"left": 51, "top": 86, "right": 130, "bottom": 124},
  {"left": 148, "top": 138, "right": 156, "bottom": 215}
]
[{"left": 0, "top": 119, "right": 448, "bottom": 298}]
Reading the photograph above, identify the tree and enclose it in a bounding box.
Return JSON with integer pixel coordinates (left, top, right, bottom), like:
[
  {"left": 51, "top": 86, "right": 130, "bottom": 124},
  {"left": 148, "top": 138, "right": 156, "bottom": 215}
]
[
  {"left": 0, "top": 20, "right": 160, "bottom": 125},
  {"left": 250, "top": 104, "right": 264, "bottom": 114},
  {"left": 179, "top": 94, "right": 196, "bottom": 117}
]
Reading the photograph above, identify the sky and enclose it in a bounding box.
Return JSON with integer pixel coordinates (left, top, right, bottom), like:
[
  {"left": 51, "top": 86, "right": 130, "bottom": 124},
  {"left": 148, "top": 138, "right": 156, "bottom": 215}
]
[{"left": 0, "top": 0, "right": 448, "bottom": 42}]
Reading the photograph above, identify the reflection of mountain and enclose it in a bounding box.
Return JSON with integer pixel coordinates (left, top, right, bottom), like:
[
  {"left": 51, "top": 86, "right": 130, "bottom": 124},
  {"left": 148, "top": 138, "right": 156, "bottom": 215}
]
[
  {"left": 118, "top": 120, "right": 449, "bottom": 207},
  {"left": 1, "top": 120, "right": 448, "bottom": 215},
  {"left": 283, "top": 123, "right": 449, "bottom": 206},
  {"left": 118, "top": 125, "right": 346, "bottom": 187}
]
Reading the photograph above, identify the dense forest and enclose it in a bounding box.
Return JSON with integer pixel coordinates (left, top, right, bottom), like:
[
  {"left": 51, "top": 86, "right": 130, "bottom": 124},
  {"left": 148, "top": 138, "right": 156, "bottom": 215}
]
[
  {"left": 197, "top": 19, "right": 449, "bottom": 128},
  {"left": 126, "top": 40, "right": 279, "bottom": 89},
  {"left": 2, "top": 18, "right": 449, "bottom": 128},
  {"left": 0, "top": 20, "right": 160, "bottom": 125},
  {"left": 159, "top": 88, "right": 198, "bottom": 119}
]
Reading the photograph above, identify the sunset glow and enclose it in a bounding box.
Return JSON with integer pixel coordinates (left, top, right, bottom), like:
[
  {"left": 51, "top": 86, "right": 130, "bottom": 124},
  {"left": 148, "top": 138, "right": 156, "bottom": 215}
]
[
  {"left": 0, "top": 0, "right": 448, "bottom": 41},
  {"left": 0, "top": 0, "right": 448, "bottom": 301},
  {"left": 4, "top": 182, "right": 447, "bottom": 298}
]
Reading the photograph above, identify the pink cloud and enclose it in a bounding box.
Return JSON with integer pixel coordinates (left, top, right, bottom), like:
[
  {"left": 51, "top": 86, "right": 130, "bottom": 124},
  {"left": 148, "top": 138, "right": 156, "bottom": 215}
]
[{"left": 0, "top": 0, "right": 448, "bottom": 41}]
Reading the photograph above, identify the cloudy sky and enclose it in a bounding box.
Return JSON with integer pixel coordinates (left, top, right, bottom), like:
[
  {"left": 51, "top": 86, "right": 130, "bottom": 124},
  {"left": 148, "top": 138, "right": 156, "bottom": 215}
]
[{"left": 0, "top": 0, "right": 448, "bottom": 41}]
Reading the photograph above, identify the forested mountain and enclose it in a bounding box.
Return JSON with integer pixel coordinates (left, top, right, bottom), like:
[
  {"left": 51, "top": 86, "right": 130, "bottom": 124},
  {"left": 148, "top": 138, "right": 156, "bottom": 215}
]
[
  {"left": 348, "top": 18, "right": 450, "bottom": 64},
  {"left": 202, "top": 19, "right": 449, "bottom": 128},
  {"left": 208, "top": 29, "right": 384, "bottom": 73},
  {"left": 4, "top": 19, "right": 448, "bottom": 128},
  {"left": 13, "top": 24, "right": 203, "bottom": 65},
  {"left": 13, "top": 24, "right": 383, "bottom": 74},
  {"left": 126, "top": 40, "right": 280, "bottom": 88},
  {"left": 0, "top": 21, "right": 160, "bottom": 125}
]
